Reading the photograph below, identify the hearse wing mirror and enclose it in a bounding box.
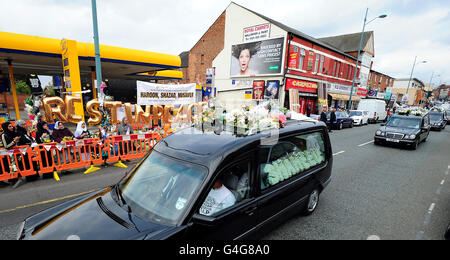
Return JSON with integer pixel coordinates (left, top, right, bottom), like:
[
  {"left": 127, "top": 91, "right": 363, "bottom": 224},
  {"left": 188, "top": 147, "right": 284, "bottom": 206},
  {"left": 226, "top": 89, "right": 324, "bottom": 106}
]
[
  {"left": 192, "top": 213, "right": 218, "bottom": 227},
  {"left": 380, "top": 123, "right": 385, "bottom": 126}
]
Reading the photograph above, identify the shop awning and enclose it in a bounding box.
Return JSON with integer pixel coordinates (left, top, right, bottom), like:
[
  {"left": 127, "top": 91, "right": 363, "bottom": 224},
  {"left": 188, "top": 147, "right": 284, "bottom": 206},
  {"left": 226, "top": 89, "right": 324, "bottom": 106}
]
[{"left": 329, "top": 93, "right": 361, "bottom": 101}]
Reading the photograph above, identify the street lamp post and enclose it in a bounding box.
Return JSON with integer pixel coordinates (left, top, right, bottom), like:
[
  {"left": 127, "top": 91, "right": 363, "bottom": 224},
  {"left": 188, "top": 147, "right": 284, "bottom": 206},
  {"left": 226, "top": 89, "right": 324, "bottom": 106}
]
[
  {"left": 91, "top": 0, "right": 102, "bottom": 100},
  {"left": 348, "top": 8, "right": 387, "bottom": 109},
  {"left": 404, "top": 56, "right": 426, "bottom": 105}
]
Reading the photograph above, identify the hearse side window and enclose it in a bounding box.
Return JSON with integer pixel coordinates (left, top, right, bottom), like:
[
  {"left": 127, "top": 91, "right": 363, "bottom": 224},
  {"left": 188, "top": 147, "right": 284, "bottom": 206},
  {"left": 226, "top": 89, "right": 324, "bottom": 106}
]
[
  {"left": 259, "top": 132, "right": 326, "bottom": 190},
  {"left": 199, "top": 160, "right": 250, "bottom": 216}
]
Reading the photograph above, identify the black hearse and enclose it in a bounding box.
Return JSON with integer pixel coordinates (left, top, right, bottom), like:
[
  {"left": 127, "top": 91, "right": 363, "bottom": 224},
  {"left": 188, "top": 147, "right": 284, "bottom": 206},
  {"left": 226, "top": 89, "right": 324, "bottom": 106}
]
[
  {"left": 18, "top": 120, "right": 332, "bottom": 240},
  {"left": 429, "top": 111, "right": 447, "bottom": 131},
  {"left": 374, "top": 112, "right": 431, "bottom": 150}
]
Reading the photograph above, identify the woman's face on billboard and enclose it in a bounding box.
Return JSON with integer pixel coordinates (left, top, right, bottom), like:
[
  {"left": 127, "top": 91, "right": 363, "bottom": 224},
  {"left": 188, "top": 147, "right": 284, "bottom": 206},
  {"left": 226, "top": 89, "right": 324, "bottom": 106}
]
[{"left": 239, "top": 49, "right": 251, "bottom": 73}]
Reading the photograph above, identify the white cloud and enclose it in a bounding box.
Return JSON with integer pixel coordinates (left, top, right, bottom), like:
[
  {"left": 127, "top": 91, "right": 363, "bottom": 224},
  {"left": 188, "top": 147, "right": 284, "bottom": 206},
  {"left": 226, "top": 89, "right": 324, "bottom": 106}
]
[{"left": 0, "top": 0, "right": 449, "bottom": 85}]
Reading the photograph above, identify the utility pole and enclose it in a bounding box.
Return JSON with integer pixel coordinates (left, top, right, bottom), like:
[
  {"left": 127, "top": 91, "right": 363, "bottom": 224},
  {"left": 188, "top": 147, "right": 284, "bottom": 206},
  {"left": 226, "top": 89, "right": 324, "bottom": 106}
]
[{"left": 91, "top": 0, "right": 102, "bottom": 100}]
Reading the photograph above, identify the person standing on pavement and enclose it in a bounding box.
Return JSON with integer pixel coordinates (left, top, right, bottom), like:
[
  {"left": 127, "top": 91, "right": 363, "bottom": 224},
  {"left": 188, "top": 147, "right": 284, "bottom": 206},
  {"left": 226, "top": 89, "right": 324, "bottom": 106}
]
[
  {"left": 320, "top": 106, "right": 331, "bottom": 132},
  {"left": 1, "top": 122, "right": 21, "bottom": 174},
  {"left": 306, "top": 105, "right": 312, "bottom": 117},
  {"left": 330, "top": 108, "right": 337, "bottom": 132},
  {"left": 15, "top": 120, "right": 33, "bottom": 146}
]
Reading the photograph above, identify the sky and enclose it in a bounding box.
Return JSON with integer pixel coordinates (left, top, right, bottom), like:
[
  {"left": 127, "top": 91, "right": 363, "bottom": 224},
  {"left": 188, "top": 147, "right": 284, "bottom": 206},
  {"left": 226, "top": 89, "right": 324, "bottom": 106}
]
[{"left": 0, "top": 0, "right": 449, "bottom": 88}]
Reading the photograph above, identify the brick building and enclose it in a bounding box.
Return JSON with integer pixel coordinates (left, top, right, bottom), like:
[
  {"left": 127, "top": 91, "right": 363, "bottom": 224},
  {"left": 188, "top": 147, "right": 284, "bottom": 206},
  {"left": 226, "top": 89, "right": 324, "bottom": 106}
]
[
  {"left": 367, "top": 69, "right": 395, "bottom": 92},
  {"left": 159, "top": 11, "right": 226, "bottom": 86}
]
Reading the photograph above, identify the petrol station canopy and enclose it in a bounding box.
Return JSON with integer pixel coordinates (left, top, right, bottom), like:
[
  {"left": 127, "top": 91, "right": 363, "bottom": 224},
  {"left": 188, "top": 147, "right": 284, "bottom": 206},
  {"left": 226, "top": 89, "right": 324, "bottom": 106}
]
[{"left": 0, "top": 31, "right": 183, "bottom": 80}]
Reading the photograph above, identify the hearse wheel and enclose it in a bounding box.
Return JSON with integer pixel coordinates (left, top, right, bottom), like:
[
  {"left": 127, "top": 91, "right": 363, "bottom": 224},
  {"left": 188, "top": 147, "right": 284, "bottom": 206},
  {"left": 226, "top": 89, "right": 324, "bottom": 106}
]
[{"left": 303, "top": 188, "right": 320, "bottom": 216}]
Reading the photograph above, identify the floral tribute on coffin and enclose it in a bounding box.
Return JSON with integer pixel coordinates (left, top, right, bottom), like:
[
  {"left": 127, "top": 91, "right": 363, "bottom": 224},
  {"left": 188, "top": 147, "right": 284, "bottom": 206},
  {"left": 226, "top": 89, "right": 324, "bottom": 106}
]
[
  {"left": 396, "top": 107, "right": 427, "bottom": 116},
  {"left": 179, "top": 99, "right": 315, "bottom": 136}
]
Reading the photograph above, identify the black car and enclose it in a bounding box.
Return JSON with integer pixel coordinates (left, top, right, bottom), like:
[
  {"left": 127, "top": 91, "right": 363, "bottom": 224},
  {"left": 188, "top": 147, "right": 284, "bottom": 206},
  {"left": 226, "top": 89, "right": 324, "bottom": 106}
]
[
  {"left": 327, "top": 111, "right": 354, "bottom": 130},
  {"left": 446, "top": 110, "right": 450, "bottom": 124},
  {"left": 18, "top": 120, "right": 333, "bottom": 240},
  {"left": 429, "top": 111, "right": 447, "bottom": 131},
  {"left": 374, "top": 113, "right": 431, "bottom": 150}
]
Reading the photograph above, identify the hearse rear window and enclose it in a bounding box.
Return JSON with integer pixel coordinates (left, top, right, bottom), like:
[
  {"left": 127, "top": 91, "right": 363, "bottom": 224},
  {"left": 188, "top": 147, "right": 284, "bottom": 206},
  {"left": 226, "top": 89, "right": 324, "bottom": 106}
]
[{"left": 259, "top": 132, "right": 326, "bottom": 190}]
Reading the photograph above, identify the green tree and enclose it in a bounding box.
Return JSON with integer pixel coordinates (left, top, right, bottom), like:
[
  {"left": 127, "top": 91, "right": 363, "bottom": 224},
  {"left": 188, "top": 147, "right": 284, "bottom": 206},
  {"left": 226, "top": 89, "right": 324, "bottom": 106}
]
[{"left": 14, "top": 80, "right": 31, "bottom": 95}]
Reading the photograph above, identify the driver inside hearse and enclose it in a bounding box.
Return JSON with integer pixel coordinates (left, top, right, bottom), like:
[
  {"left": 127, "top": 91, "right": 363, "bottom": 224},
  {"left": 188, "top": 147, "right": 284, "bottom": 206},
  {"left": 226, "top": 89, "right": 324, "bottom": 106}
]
[{"left": 199, "top": 178, "right": 236, "bottom": 216}]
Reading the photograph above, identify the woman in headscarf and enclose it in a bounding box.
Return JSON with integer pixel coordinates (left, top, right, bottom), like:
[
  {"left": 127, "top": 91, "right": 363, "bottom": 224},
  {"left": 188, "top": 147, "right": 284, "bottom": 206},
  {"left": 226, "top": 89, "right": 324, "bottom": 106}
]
[
  {"left": 117, "top": 117, "right": 132, "bottom": 136},
  {"left": 15, "top": 120, "right": 33, "bottom": 146},
  {"left": 35, "top": 121, "right": 52, "bottom": 144},
  {"left": 1, "top": 122, "right": 20, "bottom": 149},
  {"left": 51, "top": 121, "right": 74, "bottom": 144},
  {"left": 1, "top": 122, "right": 21, "bottom": 174},
  {"left": 74, "top": 121, "right": 91, "bottom": 139},
  {"left": 74, "top": 121, "right": 93, "bottom": 161},
  {"left": 51, "top": 121, "right": 75, "bottom": 164}
]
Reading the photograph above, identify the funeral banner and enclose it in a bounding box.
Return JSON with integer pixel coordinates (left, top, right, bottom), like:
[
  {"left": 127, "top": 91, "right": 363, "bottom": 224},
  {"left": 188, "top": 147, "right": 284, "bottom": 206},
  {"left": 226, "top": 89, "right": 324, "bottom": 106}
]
[{"left": 137, "top": 81, "right": 196, "bottom": 105}]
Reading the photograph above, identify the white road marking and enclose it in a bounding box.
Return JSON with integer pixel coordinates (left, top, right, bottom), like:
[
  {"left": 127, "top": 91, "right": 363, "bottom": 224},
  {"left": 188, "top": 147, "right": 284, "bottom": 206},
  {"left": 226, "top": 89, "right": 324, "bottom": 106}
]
[
  {"left": 333, "top": 151, "right": 345, "bottom": 156},
  {"left": 441, "top": 180, "right": 445, "bottom": 185},
  {"left": 428, "top": 203, "right": 435, "bottom": 212},
  {"left": 358, "top": 140, "right": 374, "bottom": 147},
  {"left": 367, "top": 235, "right": 380, "bottom": 240}
]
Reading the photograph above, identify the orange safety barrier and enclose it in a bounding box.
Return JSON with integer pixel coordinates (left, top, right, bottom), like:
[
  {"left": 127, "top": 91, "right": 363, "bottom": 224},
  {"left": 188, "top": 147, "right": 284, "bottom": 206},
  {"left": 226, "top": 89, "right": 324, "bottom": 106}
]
[
  {"left": 0, "top": 146, "right": 36, "bottom": 181},
  {"left": 0, "top": 132, "right": 162, "bottom": 182},
  {"left": 105, "top": 133, "right": 161, "bottom": 163}
]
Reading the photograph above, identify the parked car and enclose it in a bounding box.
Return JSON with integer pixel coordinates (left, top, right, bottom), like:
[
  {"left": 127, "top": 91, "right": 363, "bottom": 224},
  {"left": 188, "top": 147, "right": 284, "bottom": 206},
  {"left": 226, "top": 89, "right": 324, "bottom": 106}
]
[
  {"left": 429, "top": 111, "right": 447, "bottom": 131},
  {"left": 357, "top": 99, "right": 387, "bottom": 123},
  {"left": 349, "top": 110, "right": 369, "bottom": 126},
  {"left": 17, "top": 121, "right": 333, "bottom": 240},
  {"left": 374, "top": 113, "right": 431, "bottom": 150},
  {"left": 327, "top": 111, "right": 354, "bottom": 130},
  {"left": 446, "top": 110, "right": 450, "bottom": 124}
]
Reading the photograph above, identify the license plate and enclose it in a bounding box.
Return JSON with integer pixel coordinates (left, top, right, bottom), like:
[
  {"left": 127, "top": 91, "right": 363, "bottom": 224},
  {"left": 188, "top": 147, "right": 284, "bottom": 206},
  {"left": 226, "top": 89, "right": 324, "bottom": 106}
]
[{"left": 386, "top": 138, "right": 399, "bottom": 143}]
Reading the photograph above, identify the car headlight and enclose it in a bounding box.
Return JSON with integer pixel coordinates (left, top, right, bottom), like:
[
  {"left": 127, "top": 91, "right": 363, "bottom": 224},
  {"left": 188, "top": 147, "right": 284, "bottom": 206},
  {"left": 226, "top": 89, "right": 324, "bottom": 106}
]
[
  {"left": 376, "top": 130, "right": 384, "bottom": 136},
  {"left": 409, "top": 134, "right": 416, "bottom": 139}
]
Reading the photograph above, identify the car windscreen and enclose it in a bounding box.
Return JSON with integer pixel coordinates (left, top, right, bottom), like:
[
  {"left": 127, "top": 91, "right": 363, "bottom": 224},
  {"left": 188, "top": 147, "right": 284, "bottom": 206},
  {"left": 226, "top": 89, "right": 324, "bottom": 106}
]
[
  {"left": 386, "top": 117, "right": 421, "bottom": 129},
  {"left": 429, "top": 113, "right": 443, "bottom": 122},
  {"left": 119, "top": 151, "right": 207, "bottom": 226},
  {"left": 349, "top": 111, "right": 362, "bottom": 116},
  {"left": 336, "top": 112, "right": 348, "bottom": 117}
]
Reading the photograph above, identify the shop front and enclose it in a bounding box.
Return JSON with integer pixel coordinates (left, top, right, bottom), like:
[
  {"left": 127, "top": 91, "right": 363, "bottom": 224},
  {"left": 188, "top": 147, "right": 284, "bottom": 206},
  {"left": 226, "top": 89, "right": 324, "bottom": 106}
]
[
  {"left": 285, "top": 78, "right": 318, "bottom": 114},
  {"left": 327, "top": 83, "right": 362, "bottom": 110}
]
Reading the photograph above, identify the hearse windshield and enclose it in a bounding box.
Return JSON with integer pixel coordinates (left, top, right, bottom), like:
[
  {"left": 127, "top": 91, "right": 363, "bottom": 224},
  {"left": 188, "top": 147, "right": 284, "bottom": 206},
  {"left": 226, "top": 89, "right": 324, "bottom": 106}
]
[
  {"left": 429, "top": 113, "right": 443, "bottom": 122},
  {"left": 118, "top": 151, "right": 207, "bottom": 226},
  {"left": 349, "top": 111, "right": 362, "bottom": 116},
  {"left": 386, "top": 117, "right": 421, "bottom": 129}
]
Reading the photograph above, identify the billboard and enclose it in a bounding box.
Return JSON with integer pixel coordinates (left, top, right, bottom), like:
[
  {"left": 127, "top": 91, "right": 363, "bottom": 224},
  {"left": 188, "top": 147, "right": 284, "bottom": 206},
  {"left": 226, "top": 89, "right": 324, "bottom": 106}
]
[{"left": 230, "top": 37, "right": 285, "bottom": 78}]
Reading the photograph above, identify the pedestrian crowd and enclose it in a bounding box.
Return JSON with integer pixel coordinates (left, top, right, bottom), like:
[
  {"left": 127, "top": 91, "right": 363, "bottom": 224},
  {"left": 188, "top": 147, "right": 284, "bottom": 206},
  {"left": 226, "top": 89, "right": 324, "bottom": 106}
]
[{"left": 0, "top": 116, "right": 134, "bottom": 150}]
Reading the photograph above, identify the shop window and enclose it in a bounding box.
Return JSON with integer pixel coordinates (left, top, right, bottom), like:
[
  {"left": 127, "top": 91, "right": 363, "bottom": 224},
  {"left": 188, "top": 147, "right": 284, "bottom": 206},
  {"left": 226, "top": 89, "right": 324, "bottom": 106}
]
[
  {"left": 336, "top": 62, "right": 340, "bottom": 78},
  {"left": 299, "top": 49, "right": 305, "bottom": 70},
  {"left": 259, "top": 132, "right": 326, "bottom": 190},
  {"left": 332, "top": 61, "right": 337, "bottom": 77},
  {"left": 319, "top": 55, "right": 324, "bottom": 75},
  {"left": 347, "top": 65, "right": 353, "bottom": 80},
  {"left": 314, "top": 54, "right": 320, "bottom": 73}
]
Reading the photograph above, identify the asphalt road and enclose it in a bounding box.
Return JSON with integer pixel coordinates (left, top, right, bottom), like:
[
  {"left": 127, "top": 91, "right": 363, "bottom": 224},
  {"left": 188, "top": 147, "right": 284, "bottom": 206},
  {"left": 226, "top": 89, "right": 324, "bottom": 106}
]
[
  {"left": 0, "top": 122, "right": 449, "bottom": 240},
  {"left": 263, "top": 123, "right": 450, "bottom": 240}
]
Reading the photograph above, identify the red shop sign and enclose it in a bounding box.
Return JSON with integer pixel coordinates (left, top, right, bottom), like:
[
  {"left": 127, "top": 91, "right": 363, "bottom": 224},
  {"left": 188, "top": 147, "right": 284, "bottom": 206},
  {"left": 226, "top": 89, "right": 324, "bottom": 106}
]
[
  {"left": 285, "top": 78, "right": 318, "bottom": 93},
  {"left": 357, "top": 88, "right": 368, "bottom": 96}
]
